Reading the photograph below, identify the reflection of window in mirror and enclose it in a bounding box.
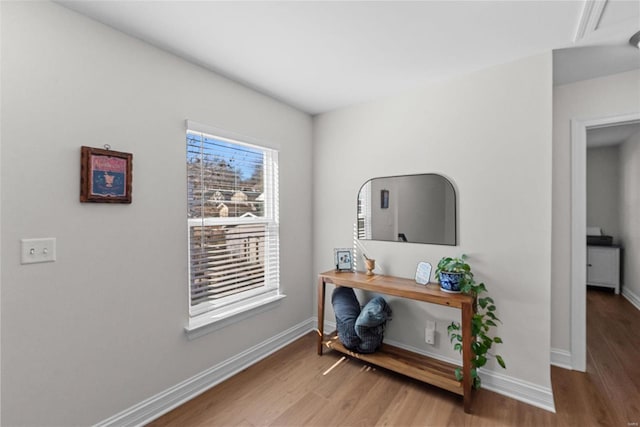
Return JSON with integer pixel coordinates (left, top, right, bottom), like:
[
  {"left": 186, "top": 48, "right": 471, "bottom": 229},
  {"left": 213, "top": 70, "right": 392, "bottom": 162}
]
[
  {"left": 357, "top": 174, "right": 456, "bottom": 245},
  {"left": 357, "top": 181, "right": 372, "bottom": 239}
]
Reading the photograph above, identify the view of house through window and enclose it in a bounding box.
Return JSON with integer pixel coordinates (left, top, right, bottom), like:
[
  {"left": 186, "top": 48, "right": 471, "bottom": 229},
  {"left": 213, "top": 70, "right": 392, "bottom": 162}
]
[{"left": 187, "top": 129, "right": 279, "bottom": 318}]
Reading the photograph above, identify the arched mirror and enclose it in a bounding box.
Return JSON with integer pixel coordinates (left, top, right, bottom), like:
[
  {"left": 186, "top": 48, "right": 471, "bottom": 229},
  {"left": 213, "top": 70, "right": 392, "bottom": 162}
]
[{"left": 357, "top": 174, "right": 456, "bottom": 245}]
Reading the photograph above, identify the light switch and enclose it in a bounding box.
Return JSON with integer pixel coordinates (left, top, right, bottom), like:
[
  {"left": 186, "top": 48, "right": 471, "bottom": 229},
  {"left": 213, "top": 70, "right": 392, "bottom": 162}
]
[{"left": 21, "top": 238, "right": 56, "bottom": 264}]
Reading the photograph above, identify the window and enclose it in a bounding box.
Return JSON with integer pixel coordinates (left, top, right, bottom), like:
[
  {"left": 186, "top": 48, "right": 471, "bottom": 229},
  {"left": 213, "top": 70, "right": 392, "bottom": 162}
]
[
  {"left": 357, "top": 181, "right": 372, "bottom": 239},
  {"left": 186, "top": 124, "right": 281, "bottom": 327}
]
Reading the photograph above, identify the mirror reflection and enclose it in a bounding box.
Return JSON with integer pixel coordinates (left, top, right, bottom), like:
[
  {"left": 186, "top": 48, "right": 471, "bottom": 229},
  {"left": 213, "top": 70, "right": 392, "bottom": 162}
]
[{"left": 357, "top": 174, "right": 456, "bottom": 245}]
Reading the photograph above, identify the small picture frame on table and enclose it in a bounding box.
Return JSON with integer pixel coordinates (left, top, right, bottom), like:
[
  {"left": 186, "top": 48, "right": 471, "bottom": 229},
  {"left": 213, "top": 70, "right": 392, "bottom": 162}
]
[
  {"left": 334, "top": 248, "right": 354, "bottom": 272},
  {"left": 415, "top": 262, "right": 432, "bottom": 285},
  {"left": 80, "top": 146, "right": 132, "bottom": 203}
]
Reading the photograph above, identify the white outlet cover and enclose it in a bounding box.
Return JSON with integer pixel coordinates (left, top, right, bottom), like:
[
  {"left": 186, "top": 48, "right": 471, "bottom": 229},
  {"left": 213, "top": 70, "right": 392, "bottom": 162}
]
[
  {"left": 21, "top": 238, "right": 56, "bottom": 264},
  {"left": 425, "top": 328, "right": 435, "bottom": 345}
]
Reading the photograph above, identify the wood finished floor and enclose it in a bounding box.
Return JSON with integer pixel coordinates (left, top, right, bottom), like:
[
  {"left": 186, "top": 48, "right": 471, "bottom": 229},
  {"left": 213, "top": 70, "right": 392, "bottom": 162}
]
[{"left": 149, "top": 289, "right": 640, "bottom": 426}]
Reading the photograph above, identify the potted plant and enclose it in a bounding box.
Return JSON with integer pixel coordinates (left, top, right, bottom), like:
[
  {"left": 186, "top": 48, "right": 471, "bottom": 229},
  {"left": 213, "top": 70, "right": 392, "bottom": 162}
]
[
  {"left": 435, "top": 254, "right": 473, "bottom": 293},
  {"left": 443, "top": 255, "right": 506, "bottom": 389}
]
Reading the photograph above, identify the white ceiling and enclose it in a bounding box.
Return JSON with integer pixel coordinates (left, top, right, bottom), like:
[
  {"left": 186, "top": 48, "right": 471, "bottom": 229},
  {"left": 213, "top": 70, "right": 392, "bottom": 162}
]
[
  {"left": 553, "top": 45, "right": 640, "bottom": 86},
  {"left": 57, "top": 0, "right": 640, "bottom": 115},
  {"left": 587, "top": 122, "right": 640, "bottom": 147}
]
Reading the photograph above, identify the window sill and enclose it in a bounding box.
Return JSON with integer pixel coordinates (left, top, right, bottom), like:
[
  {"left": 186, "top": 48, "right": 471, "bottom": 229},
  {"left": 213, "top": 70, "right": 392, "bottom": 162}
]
[{"left": 185, "top": 294, "right": 286, "bottom": 340}]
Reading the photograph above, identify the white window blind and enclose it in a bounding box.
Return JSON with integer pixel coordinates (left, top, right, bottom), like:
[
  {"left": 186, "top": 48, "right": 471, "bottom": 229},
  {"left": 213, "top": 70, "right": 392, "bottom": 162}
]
[
  {"left": 187, "top": 128, "right": 279, "bottom": 318},
  {"left": 357, "top": 181, "right": 372, "bottom": 239}
]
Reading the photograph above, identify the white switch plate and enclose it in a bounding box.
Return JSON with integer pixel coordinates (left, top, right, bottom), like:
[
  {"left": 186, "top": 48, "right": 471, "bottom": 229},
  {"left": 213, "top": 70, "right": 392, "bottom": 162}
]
[{"left": 21, "top": 238, "right": 56, "bottom": 264}]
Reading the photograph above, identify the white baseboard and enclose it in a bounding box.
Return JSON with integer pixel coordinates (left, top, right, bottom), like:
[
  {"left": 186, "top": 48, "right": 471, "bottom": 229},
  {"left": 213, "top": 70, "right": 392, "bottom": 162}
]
[
  {"left": 95, "top": 318, "right": 315, "bottom": 427},
  {"left": 550, "top": 348, "right": 573, "bottom": 370},
  {"left": 622, "top": 287, "right": 640, "bottom": 311},
  {"left": 99, "top": 316, "right": 557, "bottom": 426},
  {"left": 480, "top": 369, "right": 556, "bottom": 413},
  {"left": 324, "top": 320, "right": 555, "bottom": 413}
]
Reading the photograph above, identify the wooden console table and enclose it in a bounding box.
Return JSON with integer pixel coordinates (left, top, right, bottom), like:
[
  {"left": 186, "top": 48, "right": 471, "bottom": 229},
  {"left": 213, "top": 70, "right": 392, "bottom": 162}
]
[{"left": 317, "top": 270, "right": 476, "bottom": 413}]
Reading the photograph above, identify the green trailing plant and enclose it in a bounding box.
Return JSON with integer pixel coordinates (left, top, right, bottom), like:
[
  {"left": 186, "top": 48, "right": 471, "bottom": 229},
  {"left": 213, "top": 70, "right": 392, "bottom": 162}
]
[
  {"left": 442, "top": 255, "right": 506, "bottom": 389},
  {"left": 435, "top": 254, "right": 473, "bottom": 287}
]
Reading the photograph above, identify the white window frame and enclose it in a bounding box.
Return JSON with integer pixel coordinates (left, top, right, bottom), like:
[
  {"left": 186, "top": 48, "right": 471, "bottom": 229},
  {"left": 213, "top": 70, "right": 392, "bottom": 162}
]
[
  {"left": 184, "top": 120, "right": 284, "bottom": 336},
  {"left": 358, "top": 181, "right": 372, "bottom": 239}
]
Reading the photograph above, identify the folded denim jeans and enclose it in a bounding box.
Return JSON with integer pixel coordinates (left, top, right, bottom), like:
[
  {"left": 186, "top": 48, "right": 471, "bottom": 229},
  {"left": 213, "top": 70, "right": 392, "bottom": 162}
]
[
  {"left": 355, "top": 296, "right": 392, "bottom": 353},
  {"left": 331, "top": 287, "right": 362, "bottom": 351},
  {"left": 331, "top": 288, "right": 392, "bottom": 353}
]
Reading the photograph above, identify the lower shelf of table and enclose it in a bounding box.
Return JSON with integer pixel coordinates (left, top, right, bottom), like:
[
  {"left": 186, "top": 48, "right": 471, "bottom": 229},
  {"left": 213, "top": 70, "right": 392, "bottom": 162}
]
[{"left": 322, "top": 332, "right": 463, "bottom": 396}]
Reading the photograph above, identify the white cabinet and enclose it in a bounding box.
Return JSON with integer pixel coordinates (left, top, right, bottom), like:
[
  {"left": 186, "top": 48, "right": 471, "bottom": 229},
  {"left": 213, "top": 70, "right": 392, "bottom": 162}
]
[{"left": 587, "top": 246, "right": 620, "bottom": 294}]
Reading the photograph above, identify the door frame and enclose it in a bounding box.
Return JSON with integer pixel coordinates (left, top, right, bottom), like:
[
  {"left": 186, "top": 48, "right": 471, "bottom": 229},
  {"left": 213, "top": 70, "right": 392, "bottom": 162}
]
[{"left": 570, "top": 112, "right": 640, "bottom": 371}]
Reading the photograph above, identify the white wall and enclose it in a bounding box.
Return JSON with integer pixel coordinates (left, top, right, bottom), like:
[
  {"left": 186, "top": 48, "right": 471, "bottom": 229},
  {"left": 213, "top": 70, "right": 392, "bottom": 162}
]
[
  {"left": 552, "top": 70, "right": 640, "bottom": 352},
  {"left": 619, "top": 130, "right": 640, "bottom": 299},
  {"left": 0, "top": 2, "right": 312, "bottom": 425},
  {"left": 370, "top": 178, "right": 397, "bottom": 241},
  {"left": 0, "top": 1, "right": 3, "bottom": 421},
  {"left": 396, "top": 175, "right": 451, "bottom": 244},
  {"left": 314, "top": 53, "right": 553, "bottom": 392},
  {"left": 586, "top": 146, "right": 621, "bottom": 241}
]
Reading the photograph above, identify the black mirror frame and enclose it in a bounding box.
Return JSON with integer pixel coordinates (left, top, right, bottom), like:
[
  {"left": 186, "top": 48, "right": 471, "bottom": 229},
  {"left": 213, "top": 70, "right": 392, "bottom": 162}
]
[{"left": 356, "top": 173, "right": 457, "bottom": 246}]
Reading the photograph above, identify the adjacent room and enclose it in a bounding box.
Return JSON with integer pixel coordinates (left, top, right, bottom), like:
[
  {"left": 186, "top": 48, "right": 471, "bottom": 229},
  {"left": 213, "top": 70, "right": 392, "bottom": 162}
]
[{"left": 1, "top": 1, "right": 639, "bottom": 426}]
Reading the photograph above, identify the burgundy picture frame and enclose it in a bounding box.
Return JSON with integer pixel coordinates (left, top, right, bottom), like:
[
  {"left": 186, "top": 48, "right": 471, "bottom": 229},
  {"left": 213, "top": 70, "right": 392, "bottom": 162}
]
[{"left": 80, "top": 146, "right": 132, "bottom": 204}]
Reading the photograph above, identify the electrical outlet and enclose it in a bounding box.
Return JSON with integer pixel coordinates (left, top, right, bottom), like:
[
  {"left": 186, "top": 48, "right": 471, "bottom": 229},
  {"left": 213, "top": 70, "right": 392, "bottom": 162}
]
[
  {"left": 21, "top": 238, "right": 56, "bottom": 264},
  {"left": 425, "top": 327, "right": 435, "bottom": 345},
  {"left": 425, "top": 320, "right": 436, "bottom": 345}
]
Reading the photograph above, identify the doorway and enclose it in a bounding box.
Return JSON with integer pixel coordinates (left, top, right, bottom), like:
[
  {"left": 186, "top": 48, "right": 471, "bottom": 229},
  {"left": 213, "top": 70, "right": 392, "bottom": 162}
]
[{"left": 570, "top": 112, "right": 640, "bottom": 371}]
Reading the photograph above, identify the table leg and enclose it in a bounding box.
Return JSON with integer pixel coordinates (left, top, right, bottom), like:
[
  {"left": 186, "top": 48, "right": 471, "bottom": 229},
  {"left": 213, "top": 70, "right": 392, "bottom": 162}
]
[
  {"left": 317, "top": 277, "right": 326, "bottom": 355},
  {"left": 462, "top": 300, "right": 474, "bottom": 413}
]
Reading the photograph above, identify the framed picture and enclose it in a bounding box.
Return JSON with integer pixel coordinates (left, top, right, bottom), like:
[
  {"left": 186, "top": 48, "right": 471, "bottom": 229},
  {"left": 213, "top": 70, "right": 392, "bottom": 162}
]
[
  {"left": 415, "top": 262, "right": 432, "bottom": 285},
  {"left": 334, "top": 248, "right": 354, "bottom": 272},
  {"left": 80, "top": 146, "right": 132, "bottom": 203},
  {"left": 381, "top": 189, "right": 389, "bottom": 209}
]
